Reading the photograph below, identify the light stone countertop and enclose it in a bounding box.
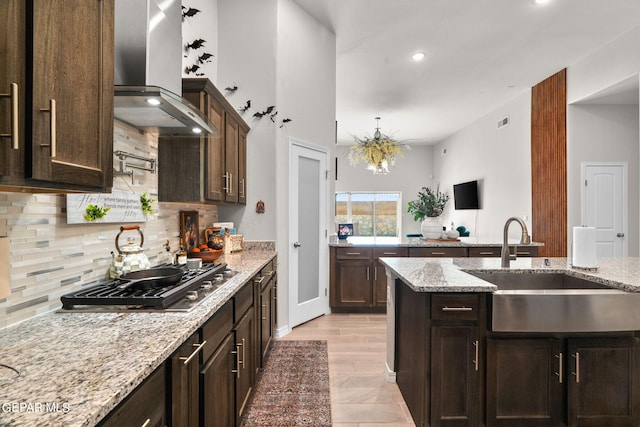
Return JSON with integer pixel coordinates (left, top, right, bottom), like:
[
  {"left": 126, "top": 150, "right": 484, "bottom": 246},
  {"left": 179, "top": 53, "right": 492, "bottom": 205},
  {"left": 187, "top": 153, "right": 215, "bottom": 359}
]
[
  {"left": 330, "top": 236, "right": 545, "bottom": 247},
  {"left": 379, "top": 256, "right": 640, "bottom": 293},
  {"left": 0, "top": 248, "right": 276, "bottom": 427}
]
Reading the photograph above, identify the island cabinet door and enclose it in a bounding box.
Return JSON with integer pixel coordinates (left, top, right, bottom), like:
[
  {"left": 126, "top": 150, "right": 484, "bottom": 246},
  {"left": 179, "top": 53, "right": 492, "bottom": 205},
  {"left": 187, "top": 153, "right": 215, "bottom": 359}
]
[
  {"left": 431, "top": 326, "right": 480, "bottom": 427},
  {"left": 486, "top": 338, "right": 564, "bottom": 427},
  {"left": 200, "top": 332, "right": 236, "bottom": 427},
  {"left": 567, "top": 337, "right": 640, "bottom": 427}
]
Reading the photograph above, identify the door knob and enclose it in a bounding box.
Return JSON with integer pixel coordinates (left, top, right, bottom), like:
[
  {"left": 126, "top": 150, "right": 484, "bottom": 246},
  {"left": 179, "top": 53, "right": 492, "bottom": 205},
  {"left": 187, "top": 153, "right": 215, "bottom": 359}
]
[
  {"left": 617, "top": 233, "right": 625, "bottom": 238},
  {"left": 293, "top": 242, "right": 301, "bottom": 248}
]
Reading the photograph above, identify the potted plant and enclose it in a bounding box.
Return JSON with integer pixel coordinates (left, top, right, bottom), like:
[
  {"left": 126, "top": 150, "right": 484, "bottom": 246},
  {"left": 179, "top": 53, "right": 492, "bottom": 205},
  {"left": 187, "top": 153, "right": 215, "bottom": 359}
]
[{"left": 407, "top": 186, "right": 449, "bottom": 239}]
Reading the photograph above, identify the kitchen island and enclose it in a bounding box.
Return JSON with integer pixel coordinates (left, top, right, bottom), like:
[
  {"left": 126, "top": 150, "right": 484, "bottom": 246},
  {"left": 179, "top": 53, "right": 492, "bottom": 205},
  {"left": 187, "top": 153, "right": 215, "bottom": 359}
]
[
  {"left": 380, "top": 256, "right": 640, "bottom": 427},
  {"left": 0, "top": 246, "right": 276, "bottom": 427}
]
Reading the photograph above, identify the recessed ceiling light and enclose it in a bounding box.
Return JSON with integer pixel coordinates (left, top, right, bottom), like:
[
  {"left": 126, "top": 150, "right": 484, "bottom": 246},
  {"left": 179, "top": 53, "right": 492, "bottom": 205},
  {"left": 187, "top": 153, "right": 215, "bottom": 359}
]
[
  {"left": 532, "top": 0, "right": 550, "bottom": 4},
  {"left": 412, "top": 52, "right": 426, "bottom": 62}
]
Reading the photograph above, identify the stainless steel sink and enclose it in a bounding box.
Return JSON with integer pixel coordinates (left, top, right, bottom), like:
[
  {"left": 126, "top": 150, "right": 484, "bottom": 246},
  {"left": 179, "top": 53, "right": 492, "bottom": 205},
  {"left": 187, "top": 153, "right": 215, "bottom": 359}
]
[{"left": 467, "top": 271, "right": 640, "bottom": 333}]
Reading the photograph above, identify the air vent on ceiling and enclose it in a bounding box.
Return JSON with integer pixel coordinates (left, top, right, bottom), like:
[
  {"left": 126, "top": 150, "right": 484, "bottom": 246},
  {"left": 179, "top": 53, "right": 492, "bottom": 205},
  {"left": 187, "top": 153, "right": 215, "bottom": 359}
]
[{"left": 497, "top": 116, "right": 510, "bottom": 129}]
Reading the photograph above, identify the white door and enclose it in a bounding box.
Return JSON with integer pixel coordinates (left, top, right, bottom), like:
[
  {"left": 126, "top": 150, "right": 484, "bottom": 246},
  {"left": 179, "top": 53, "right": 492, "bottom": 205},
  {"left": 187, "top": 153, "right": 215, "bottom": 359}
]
[
  {"left": 581, "top": 163, "right": 627, "bottom": 258},
  {"left": 289, "top": 140, "right": 329, "bottom": 328}
]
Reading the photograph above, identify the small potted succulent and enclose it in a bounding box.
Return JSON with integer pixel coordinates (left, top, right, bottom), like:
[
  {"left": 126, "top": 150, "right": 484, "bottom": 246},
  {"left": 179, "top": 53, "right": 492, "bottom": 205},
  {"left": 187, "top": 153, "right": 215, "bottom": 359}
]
[{"left": 407, "top": 186, "right": 449, "bottom": 239}]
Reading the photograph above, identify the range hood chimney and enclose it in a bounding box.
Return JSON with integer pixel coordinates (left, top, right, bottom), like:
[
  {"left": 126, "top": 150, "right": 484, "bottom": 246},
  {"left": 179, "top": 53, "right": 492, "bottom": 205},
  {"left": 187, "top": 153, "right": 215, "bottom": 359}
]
[{"left": 113, "top": 0, "right": 216, "bottom": 136}]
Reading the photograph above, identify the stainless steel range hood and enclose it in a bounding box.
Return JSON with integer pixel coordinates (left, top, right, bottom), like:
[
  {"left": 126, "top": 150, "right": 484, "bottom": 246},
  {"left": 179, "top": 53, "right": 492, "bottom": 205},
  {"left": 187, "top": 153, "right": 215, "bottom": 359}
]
[{"left": 113, "top": 0, "right": 216, "bottom": 136}]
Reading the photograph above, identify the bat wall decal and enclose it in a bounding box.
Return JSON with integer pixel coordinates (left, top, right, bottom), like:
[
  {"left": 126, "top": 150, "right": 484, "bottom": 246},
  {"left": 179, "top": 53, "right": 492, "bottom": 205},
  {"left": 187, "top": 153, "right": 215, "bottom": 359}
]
[
  {"left": 182, "top": 7, "right": 201, "bottom": 18},
  {"left": 184, "top": 64, "right": 201, "bottom": 74},
  {"left": 253, "top": 105, "right": 276, "bottom": 119},
  {"left": 238, "top": 100, "right": 251, "bottom": 112},
  {"left": 186, "top": 38, "right": 206, "bottom": 51},
  {"left": 225, "top": 84, "right": 238, "bottom": 93},
  {"left": 279, "top": 118, "right": 292, "bottom": 128},
  {"left": 197, "top": 53, "right": 214, "bottom": 64}
]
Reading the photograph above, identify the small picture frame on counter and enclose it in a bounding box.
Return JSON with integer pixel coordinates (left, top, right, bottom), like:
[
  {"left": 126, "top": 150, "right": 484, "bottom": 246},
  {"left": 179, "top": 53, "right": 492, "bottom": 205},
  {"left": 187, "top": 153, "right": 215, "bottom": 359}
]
[
  {"left": 338, "top": 223, "right": 354, "bottom": 240},
  {"left": 180, "top": 210, "right": 199, "bottom": 252}
]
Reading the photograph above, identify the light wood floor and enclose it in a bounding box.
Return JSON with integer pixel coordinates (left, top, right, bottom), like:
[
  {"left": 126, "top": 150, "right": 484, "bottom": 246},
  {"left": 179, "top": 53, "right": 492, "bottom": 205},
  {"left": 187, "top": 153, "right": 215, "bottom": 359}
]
[{"left": 279, "top": 313, "right": 416, "bottom": 426}]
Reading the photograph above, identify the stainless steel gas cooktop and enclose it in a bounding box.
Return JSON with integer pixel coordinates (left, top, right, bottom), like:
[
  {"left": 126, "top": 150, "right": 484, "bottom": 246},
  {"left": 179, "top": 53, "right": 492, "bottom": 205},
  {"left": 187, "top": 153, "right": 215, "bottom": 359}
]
[{"left": 59, "top": 262, "right": 237, "bottom": 312}]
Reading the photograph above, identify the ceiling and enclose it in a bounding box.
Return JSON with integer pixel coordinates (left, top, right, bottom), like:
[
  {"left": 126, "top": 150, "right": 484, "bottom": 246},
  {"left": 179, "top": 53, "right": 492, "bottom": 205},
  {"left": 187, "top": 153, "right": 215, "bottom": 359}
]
[{"left": 291, "top": 0, "right": 640, "bottom": 145}]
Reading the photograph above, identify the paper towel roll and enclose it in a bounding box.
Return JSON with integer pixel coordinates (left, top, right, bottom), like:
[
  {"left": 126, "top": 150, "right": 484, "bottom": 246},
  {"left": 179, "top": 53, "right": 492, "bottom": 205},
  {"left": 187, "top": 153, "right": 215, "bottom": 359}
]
[{"left": 572, "top": 226, "right": 597, "bottom": 268}]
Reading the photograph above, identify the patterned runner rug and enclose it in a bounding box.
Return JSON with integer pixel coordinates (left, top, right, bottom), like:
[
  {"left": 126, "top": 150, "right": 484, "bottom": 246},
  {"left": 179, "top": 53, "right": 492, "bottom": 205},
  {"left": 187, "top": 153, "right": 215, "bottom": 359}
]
[{"left": 241, "top": 340, "right": 331, "bottom": 426}]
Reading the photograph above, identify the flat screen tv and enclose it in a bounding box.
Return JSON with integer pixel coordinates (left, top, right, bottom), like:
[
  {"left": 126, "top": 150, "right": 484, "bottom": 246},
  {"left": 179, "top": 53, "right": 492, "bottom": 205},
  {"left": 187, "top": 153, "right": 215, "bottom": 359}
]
[{"left": 453, "top": 180, "right": 479, "bottom": 210}]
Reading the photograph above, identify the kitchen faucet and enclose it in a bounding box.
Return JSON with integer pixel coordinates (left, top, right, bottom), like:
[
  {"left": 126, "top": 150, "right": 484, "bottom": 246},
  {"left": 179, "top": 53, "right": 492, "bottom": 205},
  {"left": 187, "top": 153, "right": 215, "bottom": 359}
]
[{"left": 501, "top": 217, "right": 531, "bottom": 268}]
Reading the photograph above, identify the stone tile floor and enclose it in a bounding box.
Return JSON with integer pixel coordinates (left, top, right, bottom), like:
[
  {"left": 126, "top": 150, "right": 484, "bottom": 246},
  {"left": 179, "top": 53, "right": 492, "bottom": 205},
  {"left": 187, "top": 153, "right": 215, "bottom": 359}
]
[{"left": 279, "top": 313, "right": 415, "bottom": 427}]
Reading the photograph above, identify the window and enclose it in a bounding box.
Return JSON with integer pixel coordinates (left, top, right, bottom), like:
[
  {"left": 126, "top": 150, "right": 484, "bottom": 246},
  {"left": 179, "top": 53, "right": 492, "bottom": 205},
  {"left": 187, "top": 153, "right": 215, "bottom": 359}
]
[{"left": 335, "top": 192, "right": 402, "bottom": 237}]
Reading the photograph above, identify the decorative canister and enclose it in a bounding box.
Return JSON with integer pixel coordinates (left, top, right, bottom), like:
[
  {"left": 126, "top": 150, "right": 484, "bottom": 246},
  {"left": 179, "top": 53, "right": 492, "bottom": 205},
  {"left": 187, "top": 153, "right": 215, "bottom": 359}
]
[{"left": 420, "top": 216, "right": 443, "bottom": 240}]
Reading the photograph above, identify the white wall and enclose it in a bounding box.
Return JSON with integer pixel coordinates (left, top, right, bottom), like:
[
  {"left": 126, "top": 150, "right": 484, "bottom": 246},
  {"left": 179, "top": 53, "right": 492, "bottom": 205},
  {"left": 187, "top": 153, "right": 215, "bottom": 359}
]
[
  {"left": 433, "top": 90, "right": 533, "bottom": 242},
  {"left": 216, "top": 0, "right": 278, "bottom": 240},
  {"left": 335, "top": 145, "right": 435, "bottom": 236},
  {"left": 215, "top": 0, "right": 336, "bottom": 333},
  {"left": 567, "top": 27, "right": 640, "bottom": 256},
  {"left": 275, "top": 0, "right": 336, "bottom": 332},
  {"left": 182, "top": 0, "right": 219, "bottom": 83},
  {"left": 567, "top": 104, "right": 640, "bottom": 256}
]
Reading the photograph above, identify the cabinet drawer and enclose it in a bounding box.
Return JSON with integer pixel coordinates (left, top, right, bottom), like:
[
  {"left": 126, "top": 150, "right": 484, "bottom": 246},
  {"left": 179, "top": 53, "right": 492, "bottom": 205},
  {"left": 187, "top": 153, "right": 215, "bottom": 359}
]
[
  {"left": 235, "top": 282, "right": 254, "bottom": 321},
  {"left": 336, "top": 247, "right": 372, "bottom": 260},
  {"left": 516, "top": 246, "right": 538, "bottom": 257},
  {"left": 373, "top": 247, "right": 408, "bottom": 258},
  {"left": 431, "top": 294, "right": 479, "bottom": 321},
  {"left": 409, "top": 247, "right": 468, "bottom": 257},
  {"left": 99, "top": 364, "right": 166, "bottom": 427},
  {"left": 469, "top": 247, "right": 501, "bottom": 257},
  {"left": 202, "top": 300, "right": 233, "bottom": 362}
]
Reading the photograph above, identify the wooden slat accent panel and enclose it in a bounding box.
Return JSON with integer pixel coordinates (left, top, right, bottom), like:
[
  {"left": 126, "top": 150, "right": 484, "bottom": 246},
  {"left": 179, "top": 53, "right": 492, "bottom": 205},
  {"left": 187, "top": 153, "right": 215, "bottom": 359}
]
[{"left": 531, "top": 69, "right": 567, "bottom": 257}]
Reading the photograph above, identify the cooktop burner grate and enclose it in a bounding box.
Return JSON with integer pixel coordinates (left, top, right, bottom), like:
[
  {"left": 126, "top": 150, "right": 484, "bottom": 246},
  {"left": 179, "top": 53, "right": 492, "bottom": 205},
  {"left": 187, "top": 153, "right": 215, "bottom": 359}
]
[{"left": 60, "top": 262, "right": 228, "bottom": 310}]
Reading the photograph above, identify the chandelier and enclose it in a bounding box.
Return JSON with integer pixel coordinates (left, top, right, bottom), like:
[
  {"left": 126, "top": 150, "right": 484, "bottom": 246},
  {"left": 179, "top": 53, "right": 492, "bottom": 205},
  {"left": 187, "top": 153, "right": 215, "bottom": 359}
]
[{"left": 348, "top": 117, "right": 406, "bottom": 175}]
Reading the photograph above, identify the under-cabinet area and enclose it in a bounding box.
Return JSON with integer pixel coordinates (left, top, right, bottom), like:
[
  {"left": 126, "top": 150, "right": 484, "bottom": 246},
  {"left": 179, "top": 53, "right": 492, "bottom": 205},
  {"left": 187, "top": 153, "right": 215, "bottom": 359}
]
[
  {"left": 158, "top": 78, "right": 249, "bottom": 205},
  {"left": 385, "top": 257, "right": 640, "bottom": 427}
]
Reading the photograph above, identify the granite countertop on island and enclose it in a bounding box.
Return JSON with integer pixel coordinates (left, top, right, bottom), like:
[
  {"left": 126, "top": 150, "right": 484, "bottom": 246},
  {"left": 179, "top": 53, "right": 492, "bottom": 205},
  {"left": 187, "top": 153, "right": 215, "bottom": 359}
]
[
  {"left": 379, "top": 256, "right": 640, "bottom": 293},
  {"left": 0, "top": 247, "right": 277, "bottom": 427},
  {"left": 330, "top": 236, "right": 545, "bottom": 247}
]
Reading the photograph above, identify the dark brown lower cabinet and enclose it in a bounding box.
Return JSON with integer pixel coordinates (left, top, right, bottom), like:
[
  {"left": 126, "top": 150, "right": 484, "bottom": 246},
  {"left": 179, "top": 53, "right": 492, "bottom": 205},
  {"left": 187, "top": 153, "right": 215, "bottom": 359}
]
[
  {"left": 234, "top": 309, "right": 255, "bottom": 425},
  {"left": 567, "top": 337, "right": 640, "bottom": 427},
  {"left": 486, "top": 338, "right": 563, "bottom": 427},
  {"left": 171, "top": 333, "right": 203, "bottom": 427},
  {"left": 432, "top": 326, "right": 480, "bottom": 427},
  {"left": 98, "top": 364, "right": 166, "bottom": 427},
  {"left": 486, "top": 337, "right": 640, "bottom": 427},
  {"left": 201, "top": 332, "right": 236, "bottom": 427}
]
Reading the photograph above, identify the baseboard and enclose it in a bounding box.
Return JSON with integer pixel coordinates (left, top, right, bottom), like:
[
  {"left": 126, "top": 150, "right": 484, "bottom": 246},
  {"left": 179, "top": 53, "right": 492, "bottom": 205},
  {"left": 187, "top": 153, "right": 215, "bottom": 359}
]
[
  {"left": 274, "top": 324, "right": 291, "bottom": 339},
  {"left": 385, "top": 362, "right": 396, "bottom": 383}
]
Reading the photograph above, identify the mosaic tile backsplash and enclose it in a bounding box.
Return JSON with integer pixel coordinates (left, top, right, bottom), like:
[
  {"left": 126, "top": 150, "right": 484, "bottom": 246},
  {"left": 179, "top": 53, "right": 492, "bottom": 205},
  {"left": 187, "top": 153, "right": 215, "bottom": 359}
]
[{"left": 0, "top": 122, "right": 220, "bottom": 329}]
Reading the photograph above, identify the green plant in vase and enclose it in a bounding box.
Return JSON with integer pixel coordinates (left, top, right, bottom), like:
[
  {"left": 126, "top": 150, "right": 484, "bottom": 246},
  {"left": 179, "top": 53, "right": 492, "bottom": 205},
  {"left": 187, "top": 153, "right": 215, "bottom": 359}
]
[{"left": 407, "top": 186, "right": 449, "bottom": 238}]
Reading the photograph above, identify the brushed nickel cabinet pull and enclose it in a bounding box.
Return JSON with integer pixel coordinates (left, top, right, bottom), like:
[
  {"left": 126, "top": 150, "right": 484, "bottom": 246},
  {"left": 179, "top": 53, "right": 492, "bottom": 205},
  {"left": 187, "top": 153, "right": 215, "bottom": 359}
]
[
  {"left": 572, "top": 352, "right": 580, "bottom": 383},
  {"left": 241, "top": 338, "right": 245, "bottom": 370},
  {"left": 0, "top": 83, "right": 19, "bottom": 149},
  {"left": 382, "top": 252, "right": 397, "bottom": 255},
  {"left": 346, "top": 252, "right": 361, "bottom": 255},
  {"left": 478, "top": 251, "right": 494, "bottom": 255},
  {"left": 374, "top": 266, "right": 377, "bottom": 281},
  {"left": 442, "top": 306, "right": 473, "bottom": 312},
  {"left": 240, "top": 178, "right": 245, "bottom": 197},
  {"left": 555, "top": 352, "right": 563, "bottom": 383},
  {"left": 254, "top": 276, "right": 265, "bottom": 285},
  {"left": 231, "top": 347, "right": 240, "bottom": 378},
  {"left": 366, "top": 266, "right": 370, "bottom": 281},
  {"left": 262, "top": 304, "right": 267, "bottom": 321},
  {"left": 141, "top": 419, "right": 151, "bottom": 427},
  {"left": 473, "top": 340, "right": 479, "bottom": 371},
  {"left": 178, "top": 340, "right": 207, "bottom": 366},
  {"left": 431, "top": 252, "right": 446, "bottom": 255},
  {"left": 40, "top": 99, "right": 56, "bottom": 157}
]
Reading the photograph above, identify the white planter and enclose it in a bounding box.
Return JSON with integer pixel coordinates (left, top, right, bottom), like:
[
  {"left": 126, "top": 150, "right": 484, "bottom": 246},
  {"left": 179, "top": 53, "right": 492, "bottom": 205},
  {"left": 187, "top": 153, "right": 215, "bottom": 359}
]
[{"left": 421, "top": 217, "right": 443, "bottom": 239}]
